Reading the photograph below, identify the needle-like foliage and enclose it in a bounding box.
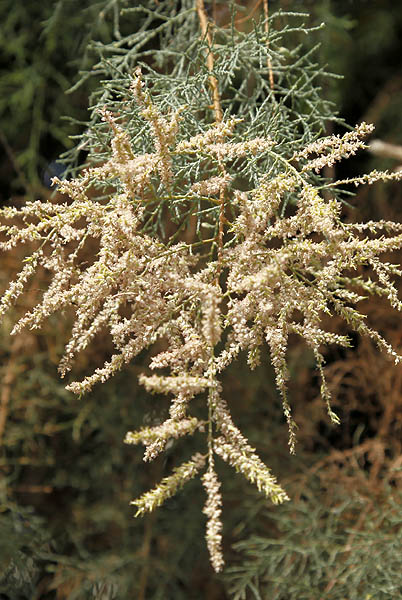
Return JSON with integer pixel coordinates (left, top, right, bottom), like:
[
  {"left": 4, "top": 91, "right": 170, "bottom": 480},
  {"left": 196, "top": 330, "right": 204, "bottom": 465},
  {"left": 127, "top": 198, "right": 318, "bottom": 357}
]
[{"left": 1, "top": 1, "right": 402, "bottom": 572}]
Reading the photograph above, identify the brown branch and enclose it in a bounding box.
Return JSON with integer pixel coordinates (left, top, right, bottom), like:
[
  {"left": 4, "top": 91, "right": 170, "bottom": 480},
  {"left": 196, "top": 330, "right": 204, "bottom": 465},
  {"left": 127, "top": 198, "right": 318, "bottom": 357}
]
[
  {"left": 368, "top": 139, "right": 402, "bottom": 163},
  {"left": 196, "top": 0, "right": 223, "bottom": 123},
  {"left": 263, "top": 0, "right": 274, "bottom": 90},
  {"left": 0, "top": 337, "right": 24, "bottom": 445},
  {"left": 361, "top": 74, "right": 402, "bottom": 125},
  {"left": 10, "top": 485, "right": 53, "bottom": 494},
  {"left": 196, "top": 0, "right": 226, "bottom": 285},
  {"left": 217, "top": 182, "right": 225, "bottom": 265},
  {"left": 235, "top": 0, "right": 263, "bottom": 26}
]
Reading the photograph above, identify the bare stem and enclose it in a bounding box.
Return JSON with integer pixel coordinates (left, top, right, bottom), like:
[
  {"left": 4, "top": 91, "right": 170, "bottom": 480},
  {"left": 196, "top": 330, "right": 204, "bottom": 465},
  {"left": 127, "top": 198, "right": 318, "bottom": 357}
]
[
  {"left": 263, "top": 0, "right": 274, "bottom": 90},
  {"left": 196, "top": 0, "right": 226, "bottom": 283},
  {"left": 369, "top": 139, "right": 402, "bottom": 163},
  {"left": 0, "top": 337, "right": 23, "bottom": 445},
  {"left": 216, "top": 180, "right": 226, "bottom": 280},
  {"left": 196, "top": 0, "right": 223, "bottom": 123}
]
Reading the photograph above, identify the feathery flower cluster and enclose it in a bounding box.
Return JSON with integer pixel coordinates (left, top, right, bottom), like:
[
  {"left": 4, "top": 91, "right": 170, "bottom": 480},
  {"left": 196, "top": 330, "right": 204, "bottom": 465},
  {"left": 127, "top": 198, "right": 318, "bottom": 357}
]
[
  {"left": 296, "top": 122, "right": 375, "bottom": 173},
  {"left": 202, "top": 465, "right": 224, "bottom": 572},
  {"left": 1, "top": 68, "right": 402, "bottom": 571},
  {"left": 131, "top": 453, "right": 206, "bottom": 516}
]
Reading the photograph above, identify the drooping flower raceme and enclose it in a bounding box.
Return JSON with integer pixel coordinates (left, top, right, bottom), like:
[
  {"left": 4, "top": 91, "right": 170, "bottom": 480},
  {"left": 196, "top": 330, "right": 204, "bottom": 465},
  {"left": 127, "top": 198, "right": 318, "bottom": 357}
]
[{"left": 1, "top": 69, "right": 402, "bottom": 571}]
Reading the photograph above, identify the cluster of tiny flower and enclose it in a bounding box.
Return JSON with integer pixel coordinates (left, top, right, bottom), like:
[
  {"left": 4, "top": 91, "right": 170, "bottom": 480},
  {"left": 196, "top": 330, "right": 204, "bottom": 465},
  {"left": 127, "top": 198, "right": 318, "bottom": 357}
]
[{"left": 1, "top": 69, "right": 402, "bottom": 571}]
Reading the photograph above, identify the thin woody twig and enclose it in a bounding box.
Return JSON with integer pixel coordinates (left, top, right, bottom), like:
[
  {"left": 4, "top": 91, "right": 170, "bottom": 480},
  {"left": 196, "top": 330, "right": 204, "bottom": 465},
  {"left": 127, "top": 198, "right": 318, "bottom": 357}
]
[
  {"left": 196, "top": 0, "right": 226, "bottom": 284},
  {"left": 235, "top": 0, "right": 263, "bottom": 25},
  {"left": 196, "top": 0, "right": 223, "bottom": 123},
  {"left": 263, "top": 0, "right": 274, "bottom": 90},
  {"left": 369, "top": 139, "right": 402, "bottom": 163},
  {"left": 217, "top": 178, "right": 225, "bottom": 266},
  {"left": 0, "top": 337, "right": 23, "bottom": 445},
  {"left": 361, "top": 74, "right": 402, "bottom": 125},
  {"left": 10, "top": 485, "right": 53, "bottom": 494}
]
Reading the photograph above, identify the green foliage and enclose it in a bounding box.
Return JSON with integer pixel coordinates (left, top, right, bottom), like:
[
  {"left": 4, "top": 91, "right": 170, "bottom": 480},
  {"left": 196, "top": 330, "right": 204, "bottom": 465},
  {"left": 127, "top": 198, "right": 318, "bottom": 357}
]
[
  {"left": 0, "top": 321, "right": 213, "bottom": 598},
  {"left": 0, "top": 0, "right": 123, "bottom": 194},
  {"left": 227, "top": 484, "right": 402, "bottom": 600},
  {"left": 1, "top": 1, "right": 402, "bottom": 597},
  {"left": 62, "top": 2, "right": 340, "bottom": 176}
]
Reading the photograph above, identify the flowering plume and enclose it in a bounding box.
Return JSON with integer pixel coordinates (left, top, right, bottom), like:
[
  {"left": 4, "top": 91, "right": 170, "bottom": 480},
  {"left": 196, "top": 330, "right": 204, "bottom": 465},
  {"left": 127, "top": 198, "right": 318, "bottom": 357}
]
[{"left": 1, "top": 66, "right": 402, "bottom": 571}]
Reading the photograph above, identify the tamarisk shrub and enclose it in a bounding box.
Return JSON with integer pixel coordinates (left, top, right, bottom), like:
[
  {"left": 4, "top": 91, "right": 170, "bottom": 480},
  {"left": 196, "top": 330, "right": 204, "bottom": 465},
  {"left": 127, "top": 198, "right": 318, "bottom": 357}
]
[{"left": 1, "top": 1, "right": 402, "bottom": 572}]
